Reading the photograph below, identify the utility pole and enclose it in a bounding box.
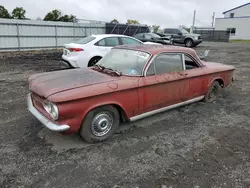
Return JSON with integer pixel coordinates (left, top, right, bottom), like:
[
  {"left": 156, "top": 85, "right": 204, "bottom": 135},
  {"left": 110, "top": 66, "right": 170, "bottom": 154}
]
[
  {"left": 191, "top": 10, "right": 196, "bottom": 33},
  {"left": 212, "top": 12, "right": 215, "bottom": 27}
]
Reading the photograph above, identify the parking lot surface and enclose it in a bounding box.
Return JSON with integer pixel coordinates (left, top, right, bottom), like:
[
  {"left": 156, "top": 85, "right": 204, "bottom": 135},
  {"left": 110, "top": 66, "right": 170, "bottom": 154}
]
[{"left": 1, "top": 42, "right": 250, "bottom": 188}]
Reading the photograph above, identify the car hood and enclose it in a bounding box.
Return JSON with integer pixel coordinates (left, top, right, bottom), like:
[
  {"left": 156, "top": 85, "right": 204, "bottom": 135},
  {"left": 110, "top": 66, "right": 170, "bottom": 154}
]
[{"left": 28, "top": 68, "right": 119, "bottom": 98}]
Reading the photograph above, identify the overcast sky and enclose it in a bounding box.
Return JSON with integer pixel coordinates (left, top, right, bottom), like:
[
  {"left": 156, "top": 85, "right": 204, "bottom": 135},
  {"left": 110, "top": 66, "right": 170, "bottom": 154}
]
[{"left": 1, "top": 0, "right": 250, "bottom": 28}]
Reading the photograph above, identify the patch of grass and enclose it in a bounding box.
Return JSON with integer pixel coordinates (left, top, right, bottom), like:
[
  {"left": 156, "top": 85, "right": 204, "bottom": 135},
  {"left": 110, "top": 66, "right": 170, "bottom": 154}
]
[{"left": 230, "top": 40, "right": 250, "bottom": 43}]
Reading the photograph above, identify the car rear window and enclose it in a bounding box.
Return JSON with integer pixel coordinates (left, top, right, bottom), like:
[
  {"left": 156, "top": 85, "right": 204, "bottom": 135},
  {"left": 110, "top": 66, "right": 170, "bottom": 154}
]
[{"left": 75, "top": 36, "right": 96, "bottom": 44}]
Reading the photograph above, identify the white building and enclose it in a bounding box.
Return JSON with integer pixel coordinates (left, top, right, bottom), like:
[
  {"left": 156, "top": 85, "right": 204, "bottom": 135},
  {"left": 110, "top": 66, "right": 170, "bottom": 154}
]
[{"left": 215, "top": 2, "right": 250, "bottom": 40}]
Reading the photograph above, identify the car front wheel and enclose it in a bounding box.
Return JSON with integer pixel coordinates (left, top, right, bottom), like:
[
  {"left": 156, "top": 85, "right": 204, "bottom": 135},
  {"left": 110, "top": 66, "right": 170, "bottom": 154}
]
[
  {"left": 185, "top": 39, "right": 194, "bottom": 48},
  {"left": 80, "top": 105, "right": 120, "bottom": 143}
]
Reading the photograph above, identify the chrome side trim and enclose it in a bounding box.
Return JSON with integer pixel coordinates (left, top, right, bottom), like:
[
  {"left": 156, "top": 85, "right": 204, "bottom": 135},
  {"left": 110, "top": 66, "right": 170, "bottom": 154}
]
[
  {"left": 27, "top": 93, "right": 70, "bottom": 132},
  {"left": 182, "top": 53, "right": 186, "bottom": 71},
  {"left": 129, "top": 96, "right": 204, "bottom": 122}
]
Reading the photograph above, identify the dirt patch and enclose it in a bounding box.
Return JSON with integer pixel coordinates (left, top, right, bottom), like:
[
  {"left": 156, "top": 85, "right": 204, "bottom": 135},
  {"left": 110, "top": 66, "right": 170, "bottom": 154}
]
[{"left": 0, "top": 42, "right": 250, "bottom": 188}]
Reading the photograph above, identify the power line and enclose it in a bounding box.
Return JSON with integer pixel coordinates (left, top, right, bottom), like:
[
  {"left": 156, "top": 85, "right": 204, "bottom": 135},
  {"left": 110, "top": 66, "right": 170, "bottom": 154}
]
[{"left": 195, "top": 19, "right": 212, "bottom": 27}]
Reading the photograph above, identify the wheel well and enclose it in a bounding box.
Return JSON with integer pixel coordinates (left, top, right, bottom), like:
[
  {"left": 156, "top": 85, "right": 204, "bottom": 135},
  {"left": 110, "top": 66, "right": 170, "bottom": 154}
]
[
  {"left": 215, "top": 78, "right": 224, "bottom": 88},
  {"left": 88, "top": 56, "right": 102, "bottom": 67},
  {"left": 86, "top": 104, "right": 129, "bottom": 123},
  {"left": 112, "top": 104, "right": 129, "bottom": 123},
  {"left": 184, "top": 38, "right": 193, "bottom": 43}
]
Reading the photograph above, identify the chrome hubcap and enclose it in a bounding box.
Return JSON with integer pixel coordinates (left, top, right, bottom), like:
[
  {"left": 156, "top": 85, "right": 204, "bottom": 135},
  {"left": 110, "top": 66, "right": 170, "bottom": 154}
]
[{"left": 91, "top": 112, "right": 113, "bottom": 137}]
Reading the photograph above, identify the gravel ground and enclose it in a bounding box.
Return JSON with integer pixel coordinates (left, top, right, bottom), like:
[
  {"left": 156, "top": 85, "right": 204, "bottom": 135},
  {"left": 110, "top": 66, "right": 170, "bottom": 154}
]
[{"left": 0, "top": 42, "right": 250, "bottom": 188}]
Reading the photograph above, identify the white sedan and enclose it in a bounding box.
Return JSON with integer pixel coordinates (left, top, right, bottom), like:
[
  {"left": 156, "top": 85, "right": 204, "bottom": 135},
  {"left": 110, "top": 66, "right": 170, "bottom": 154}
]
[{"left": 62, "top": 34, "right": 161, "bottom": 68}]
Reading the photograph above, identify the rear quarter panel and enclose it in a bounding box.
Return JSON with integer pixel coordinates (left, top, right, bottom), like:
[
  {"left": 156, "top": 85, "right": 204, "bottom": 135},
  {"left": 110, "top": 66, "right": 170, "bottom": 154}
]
[{"left": 202, "top": 62, "right": 234, "bottom": 89}]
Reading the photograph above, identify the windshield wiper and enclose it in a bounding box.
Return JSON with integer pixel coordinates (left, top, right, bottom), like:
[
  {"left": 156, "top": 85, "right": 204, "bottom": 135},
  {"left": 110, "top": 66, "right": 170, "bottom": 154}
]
[
  {"left": 94, "top": 64, "right": 122, "bottom": 76},
  {"left": 93, "top": 64, "right": 105, "bottom": 71}
]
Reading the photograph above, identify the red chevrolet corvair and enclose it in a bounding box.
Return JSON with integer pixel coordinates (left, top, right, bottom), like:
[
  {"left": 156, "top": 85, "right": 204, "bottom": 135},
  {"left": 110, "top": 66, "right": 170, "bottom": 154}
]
[{"left": 27, "top": 45, "right": 234, "bottom": 143}]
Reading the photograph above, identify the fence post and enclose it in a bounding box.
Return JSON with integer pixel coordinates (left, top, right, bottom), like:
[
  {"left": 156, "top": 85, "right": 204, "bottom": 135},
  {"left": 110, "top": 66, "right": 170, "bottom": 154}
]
[
  {"left": 55, "top": 25, "right": 58, "bottom": 49},
  {"left": 89, "top": 22, "right": 91, "bottom": 36},
  {"left": 16, "top": 23, "right": 20, "bottom": 51},
  {"left": 73, "top": 22, "right": 75, "bottom": 40}
]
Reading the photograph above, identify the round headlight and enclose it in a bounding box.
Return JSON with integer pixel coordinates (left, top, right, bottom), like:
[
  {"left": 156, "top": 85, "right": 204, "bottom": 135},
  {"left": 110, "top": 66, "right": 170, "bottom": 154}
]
[{"left": 43, "top": 101, "right": 59, "bottom": 120}]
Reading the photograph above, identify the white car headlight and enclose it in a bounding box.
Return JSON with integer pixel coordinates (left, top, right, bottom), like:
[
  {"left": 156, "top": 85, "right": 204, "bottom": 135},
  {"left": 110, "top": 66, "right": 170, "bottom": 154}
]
[
  {"left": 194, "top": 36, "right": 198, "bottom": 40},
  {"left": 43, "top": 101, "right": 59, "bottom": 120}
]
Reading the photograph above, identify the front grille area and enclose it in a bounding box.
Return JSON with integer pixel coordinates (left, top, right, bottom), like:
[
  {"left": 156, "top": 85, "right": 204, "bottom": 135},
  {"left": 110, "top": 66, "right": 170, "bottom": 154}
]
[{"left": 198, "top": 36, "right": 202, "bottom": 40}]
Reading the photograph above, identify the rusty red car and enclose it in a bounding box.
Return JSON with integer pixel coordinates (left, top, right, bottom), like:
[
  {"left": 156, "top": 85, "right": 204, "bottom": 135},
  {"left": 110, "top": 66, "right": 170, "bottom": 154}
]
[{"left": 27, "top": 44, "right": 234, "bottom": 143}]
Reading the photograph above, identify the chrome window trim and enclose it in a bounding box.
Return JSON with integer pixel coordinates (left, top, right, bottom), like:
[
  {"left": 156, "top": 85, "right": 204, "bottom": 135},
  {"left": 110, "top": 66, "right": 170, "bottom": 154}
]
[
  {"left": 183, "top": 53, "right": 202, "bottom": 67},
  {"left": 182, "top": 53, "right": 186, "bottom": 71}
]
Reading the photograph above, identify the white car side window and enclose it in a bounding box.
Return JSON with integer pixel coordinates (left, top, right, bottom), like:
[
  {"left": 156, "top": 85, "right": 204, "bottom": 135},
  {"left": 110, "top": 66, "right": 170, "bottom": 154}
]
[
  {"left": 98, "top": 39, "right": 105, "bottom": 46},
  {"left": 105, "top": 37, "right": 119, "bottom": 47}
]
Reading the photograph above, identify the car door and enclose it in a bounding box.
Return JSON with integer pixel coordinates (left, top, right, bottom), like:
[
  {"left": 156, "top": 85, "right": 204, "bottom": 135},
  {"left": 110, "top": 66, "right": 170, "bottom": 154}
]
[
  {"left": 96, "top": 37, "right": 120, "bottom": 56},
  {"left": 137, "top": 53, "right": 189, "bottom": 114},
  {"left": 172, "top": 29, "right": 183, "bottom": 43},
  {"left": 182, "top": 53, "right": 206, "bottom": 100}
]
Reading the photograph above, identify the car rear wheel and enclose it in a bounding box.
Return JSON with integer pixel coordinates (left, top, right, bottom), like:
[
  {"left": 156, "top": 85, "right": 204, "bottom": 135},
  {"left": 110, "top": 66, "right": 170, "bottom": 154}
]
[
  {"left": 203, "top": 81, "right": 222, "bottom": 102},
  {"left": 185, "top": 39, "right": 194, "bottom": 48},
  {"left": 80, "top": 105, "right": 120, "bottom": 143},
  {"left": 88, "top": 57, "right": 102, "bottom": 67}
]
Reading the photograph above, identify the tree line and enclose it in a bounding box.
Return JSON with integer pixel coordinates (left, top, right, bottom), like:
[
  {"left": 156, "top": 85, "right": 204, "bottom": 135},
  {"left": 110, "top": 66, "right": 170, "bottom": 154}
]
[
  {"left": 0, "top": 5, "right": 161, "bottom": 32},
  {"left": 0, "top": 5, "right": 76, "bottom": 22}
]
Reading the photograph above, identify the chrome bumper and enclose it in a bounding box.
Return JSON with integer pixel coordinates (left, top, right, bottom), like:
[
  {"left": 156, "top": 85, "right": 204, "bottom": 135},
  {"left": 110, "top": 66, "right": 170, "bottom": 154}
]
[{"left": 27, "top": 93, "right": 70, "bottom": 132}]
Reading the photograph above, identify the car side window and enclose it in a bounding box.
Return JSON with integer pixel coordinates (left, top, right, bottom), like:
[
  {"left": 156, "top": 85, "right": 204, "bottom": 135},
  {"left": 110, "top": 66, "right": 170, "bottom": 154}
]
[
  {"left": 173, "top": 29, "right": 181, "bottom": 34},
  {"left": 121, "top": 37, "right": 142, "bottom": 45},
  {"left": 154, "top": 53, "right": 184, "bottom": 75},
  {"left": 164, "top": 29, "right": 172, "bottom": 34},
  {"left": 146, "top": 63, "right": 155, "bottom": 76},
  {"left": 104, "top": 37, "right": 119, "bottom": 47},
  {"left": 184, "top": 54, "right": 199, "bottom": 70},
  {"left": 97, "top": 39, "right": 106, "bottom": 46}
]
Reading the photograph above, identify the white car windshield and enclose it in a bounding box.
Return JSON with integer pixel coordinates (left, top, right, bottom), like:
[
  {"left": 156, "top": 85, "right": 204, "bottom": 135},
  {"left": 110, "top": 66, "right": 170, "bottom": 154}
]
[{"left": 96, "top": 48, "right": 151, "bottom": 76}]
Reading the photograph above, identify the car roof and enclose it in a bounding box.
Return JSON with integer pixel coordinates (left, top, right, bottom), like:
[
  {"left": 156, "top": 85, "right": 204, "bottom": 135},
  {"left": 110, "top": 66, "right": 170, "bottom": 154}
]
[
  {"left": 114, "top": 44, "right": 198, "bottom": 56},
  {"left": 91, "top": 34, "right": 134, "bottom": 39}
]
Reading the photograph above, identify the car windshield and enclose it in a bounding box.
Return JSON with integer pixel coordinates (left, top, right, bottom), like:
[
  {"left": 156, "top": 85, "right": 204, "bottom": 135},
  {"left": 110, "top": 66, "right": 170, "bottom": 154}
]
[
  {"left": 180, "top": 29, "right": 189, "bottom": 34},
  {"left": 75, "top": 36, "right": 96, "bottom": 44},
  {"left": 96, "top": 48, "right": 151, "bottom": 76}
]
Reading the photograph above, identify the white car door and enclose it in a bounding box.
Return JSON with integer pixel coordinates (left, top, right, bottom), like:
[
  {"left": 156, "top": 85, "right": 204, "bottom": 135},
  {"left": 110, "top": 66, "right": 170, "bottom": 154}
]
[{"left": 97, "top": 37, "right": 120, "bottom": 56}]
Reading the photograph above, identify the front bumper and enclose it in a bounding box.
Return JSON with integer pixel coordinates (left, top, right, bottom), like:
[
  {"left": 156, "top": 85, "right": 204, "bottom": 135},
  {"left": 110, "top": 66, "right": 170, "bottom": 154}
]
[
  {"left": 194, "top": 39, "right": 203, "bottom": 45},
  {"left": 27, "top": 93, "right": 70, "bottom": 132}
]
